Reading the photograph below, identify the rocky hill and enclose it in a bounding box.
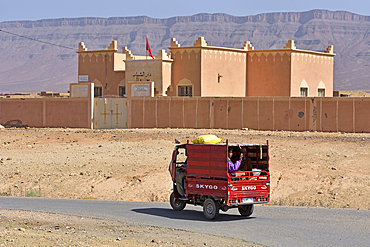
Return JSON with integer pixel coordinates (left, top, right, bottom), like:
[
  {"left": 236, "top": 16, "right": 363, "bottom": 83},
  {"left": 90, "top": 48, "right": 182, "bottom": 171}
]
[{"left": 1, "top": 9, "right": 370, "bottom": 93}]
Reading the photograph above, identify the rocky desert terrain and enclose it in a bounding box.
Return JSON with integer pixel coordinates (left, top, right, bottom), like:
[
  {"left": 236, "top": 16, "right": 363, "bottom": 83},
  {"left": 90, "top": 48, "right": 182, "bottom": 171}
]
[{"left": 0, "top": 127, "right": 369, "bottom": 245}]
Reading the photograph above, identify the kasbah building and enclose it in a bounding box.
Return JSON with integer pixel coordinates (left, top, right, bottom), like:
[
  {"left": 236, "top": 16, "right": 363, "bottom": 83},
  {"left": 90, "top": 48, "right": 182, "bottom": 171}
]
[{"left": 77, "top": 37, "right": 334, "bottom": 99}]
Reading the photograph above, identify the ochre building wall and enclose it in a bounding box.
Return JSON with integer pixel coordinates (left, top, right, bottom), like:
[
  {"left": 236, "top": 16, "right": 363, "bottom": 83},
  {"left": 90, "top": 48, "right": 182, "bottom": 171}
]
[
  {"left": 247, "top": 51, "right": 291, "bottom": 97},
  {"left": 169, "top": 48, "right": 202, "bottom": 96},
  {"left": 291, "top": 52, "right": 334, "bottom": 97},
  {"left": 77, "top": 42, "right": 126, "bottom": 97},
  {"left": 78, "top": 51, "right": 125, "bottom": 97},
  {"left": 126, "top": 59, "right": 172, "bottom": 96},
  {"left": 127, "top": 97, "right": 370, "bottom": 133},
  {"left": 201, "top": 49, "right": 246, "bottom": 97}
]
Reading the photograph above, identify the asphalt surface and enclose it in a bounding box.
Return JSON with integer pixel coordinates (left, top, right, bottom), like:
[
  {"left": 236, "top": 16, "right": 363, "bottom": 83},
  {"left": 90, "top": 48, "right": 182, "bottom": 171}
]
[{"left": 0, "top": 197, "right": 369, "bottom": 246}]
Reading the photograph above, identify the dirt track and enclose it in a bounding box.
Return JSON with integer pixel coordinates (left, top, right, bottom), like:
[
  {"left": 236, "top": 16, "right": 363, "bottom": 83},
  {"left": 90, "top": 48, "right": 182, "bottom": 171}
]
[{"left": 0, "top": 127, "right": 369, "bottom": 245}]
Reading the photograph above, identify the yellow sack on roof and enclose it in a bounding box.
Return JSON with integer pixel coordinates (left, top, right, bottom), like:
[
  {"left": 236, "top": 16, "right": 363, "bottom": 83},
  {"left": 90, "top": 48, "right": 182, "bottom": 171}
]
[{"left": 192, "top": 134, "right": 221, "bottom": 144}]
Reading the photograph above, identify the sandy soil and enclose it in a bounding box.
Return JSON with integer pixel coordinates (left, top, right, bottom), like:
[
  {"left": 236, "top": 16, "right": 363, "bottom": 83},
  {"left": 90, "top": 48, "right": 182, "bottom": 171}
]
[{"left": 0, "top": 127, "right": 369, "bottom": 245}]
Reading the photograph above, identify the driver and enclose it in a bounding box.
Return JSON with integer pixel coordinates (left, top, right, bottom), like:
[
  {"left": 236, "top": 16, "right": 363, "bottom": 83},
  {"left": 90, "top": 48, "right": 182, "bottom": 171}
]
[{"left": 175, "top": 157, "right": 187, "bottom": 199}]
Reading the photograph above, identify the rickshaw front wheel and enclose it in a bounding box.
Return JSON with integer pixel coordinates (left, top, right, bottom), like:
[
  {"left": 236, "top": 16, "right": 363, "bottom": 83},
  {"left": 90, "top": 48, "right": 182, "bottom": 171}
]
[{"left": 170, "top": 192, "right": 186, "bottom": 211}]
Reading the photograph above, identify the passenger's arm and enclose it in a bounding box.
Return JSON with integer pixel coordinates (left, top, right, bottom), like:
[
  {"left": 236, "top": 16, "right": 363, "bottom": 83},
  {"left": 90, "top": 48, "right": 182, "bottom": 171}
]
[{"left": 228, "top": 160, "right": 240, "bottom": 173}]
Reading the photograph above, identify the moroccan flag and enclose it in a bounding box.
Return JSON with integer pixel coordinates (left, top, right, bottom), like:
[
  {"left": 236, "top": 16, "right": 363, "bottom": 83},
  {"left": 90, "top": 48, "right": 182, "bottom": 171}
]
[{"left": 146, "top": 36, "right": 154, "bottom": 59}]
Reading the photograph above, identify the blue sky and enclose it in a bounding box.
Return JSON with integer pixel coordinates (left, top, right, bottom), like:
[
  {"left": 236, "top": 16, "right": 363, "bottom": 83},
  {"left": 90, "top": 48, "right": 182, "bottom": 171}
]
[{"left": 1, "top": 0, "right": 369, "bottom": 22}]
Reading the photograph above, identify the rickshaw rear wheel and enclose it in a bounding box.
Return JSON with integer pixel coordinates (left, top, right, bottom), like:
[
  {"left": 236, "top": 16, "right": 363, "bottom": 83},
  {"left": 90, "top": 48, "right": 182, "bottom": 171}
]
[
  {"left": 170, "top": 192, "right": 186, "bottom": 211},
  {"left": 238, "top": 204, "right": 254, "bottom": 216},
  {"left": 203, "top": 198, "right": 219, "bottom": 220}
]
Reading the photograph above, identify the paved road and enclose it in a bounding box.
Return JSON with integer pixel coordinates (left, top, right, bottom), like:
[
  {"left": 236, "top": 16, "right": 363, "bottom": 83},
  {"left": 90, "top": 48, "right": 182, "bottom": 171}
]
[{"left": 0, "top": 197, "right": 369, "bottom": 246}]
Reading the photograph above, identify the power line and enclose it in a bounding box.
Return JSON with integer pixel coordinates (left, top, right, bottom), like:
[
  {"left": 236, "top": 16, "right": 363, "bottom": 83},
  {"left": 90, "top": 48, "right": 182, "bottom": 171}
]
[{"left": 0, "top": 29, "right": 76, "bottom": 51}]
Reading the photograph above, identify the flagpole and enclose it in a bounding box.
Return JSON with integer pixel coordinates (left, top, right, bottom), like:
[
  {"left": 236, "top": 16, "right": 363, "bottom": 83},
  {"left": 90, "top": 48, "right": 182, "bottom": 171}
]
[{"left": 146, "top": 35, "right": 147, "bottom": 60}]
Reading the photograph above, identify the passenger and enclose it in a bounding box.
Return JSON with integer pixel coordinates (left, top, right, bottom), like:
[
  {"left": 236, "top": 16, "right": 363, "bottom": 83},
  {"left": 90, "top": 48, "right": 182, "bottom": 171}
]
[
  {"left": 228, "top": 148, "right": 241, "bottom": 172},
  {"left": 239, "top": 147, "right": 253, "bottom": 171}
]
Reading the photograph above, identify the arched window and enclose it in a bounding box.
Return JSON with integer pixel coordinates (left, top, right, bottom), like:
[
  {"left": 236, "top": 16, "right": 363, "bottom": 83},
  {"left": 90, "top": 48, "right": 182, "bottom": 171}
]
[
  {"left": 299, "top": 80, "right": 309, "bottom": 97},
  {"left": 94, "top": 87, "right": 102, "bottom": 98},
  {"left": 177, "top": 78, "right": 193, "bottom": 97},
  {"left": 317, "top": 81, "right": 326, "bottom": 97},
  {"left": 178, "top": 86, "right": 192, "bottom": 97}
]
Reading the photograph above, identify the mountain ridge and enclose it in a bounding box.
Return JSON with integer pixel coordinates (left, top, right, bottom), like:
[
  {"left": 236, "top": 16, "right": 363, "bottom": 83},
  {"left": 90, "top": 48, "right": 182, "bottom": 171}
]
[{"left": 2, "top": 9, "right": 370, "bottom": 28}]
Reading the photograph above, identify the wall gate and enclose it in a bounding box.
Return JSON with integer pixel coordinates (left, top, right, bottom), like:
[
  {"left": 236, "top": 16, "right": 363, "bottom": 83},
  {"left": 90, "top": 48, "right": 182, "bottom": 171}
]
[{"left": 94, "top": 98, "right": 128, "bottom": 129}]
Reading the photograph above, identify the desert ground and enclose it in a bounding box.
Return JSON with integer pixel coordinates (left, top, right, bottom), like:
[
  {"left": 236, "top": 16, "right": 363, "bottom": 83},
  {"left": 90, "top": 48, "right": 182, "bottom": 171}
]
[{"left": 0, "top": 127, "right": 369, "bottom": 245}]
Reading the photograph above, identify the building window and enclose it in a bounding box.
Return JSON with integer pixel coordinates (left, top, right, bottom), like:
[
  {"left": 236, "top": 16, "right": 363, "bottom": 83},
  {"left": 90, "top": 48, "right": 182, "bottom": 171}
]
[
  {"left": 94, "top": 87, "right": 102, "bottom": 98},
  {"left": 119, "top": 86, "right": 126, "bottom": 97},
  {"left": 300, "top": 87, "right": 308, "bottom": 97},
  {"left": 178, "top": 86, "right": 192, "bottom": 97},
  {"left": 318, "top": 88, "right": 325, "bottom": 97}
]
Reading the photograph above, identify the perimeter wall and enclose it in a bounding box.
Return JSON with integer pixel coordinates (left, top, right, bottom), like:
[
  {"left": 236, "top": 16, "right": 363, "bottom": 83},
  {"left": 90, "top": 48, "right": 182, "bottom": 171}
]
[
  {"left": 0, "top": 84, "right": 94, "bottom": 129},
  {"left": 1, "top": 95, "right": 369, "bottom": 133},
  {"left": 128, "top": 97, "right": 370, "bottom": 133}
]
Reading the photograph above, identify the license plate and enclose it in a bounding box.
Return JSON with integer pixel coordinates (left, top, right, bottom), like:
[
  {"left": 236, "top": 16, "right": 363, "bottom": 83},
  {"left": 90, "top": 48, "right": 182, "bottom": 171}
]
[{"left": 242, "top": 197, "right": 253, "bottom": 203}]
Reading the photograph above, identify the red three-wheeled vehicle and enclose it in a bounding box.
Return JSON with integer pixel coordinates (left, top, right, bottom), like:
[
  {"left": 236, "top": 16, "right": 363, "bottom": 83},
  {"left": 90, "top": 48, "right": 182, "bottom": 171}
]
[{"left": 169, "top": 140, "right": 270, "bottom": 220}]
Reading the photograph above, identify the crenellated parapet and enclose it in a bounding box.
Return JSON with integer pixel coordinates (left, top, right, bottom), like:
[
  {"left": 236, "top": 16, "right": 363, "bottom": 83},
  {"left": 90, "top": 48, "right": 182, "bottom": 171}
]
[
  {"left": 155, "top": 49, "right": 170, "bottom": 60},
  {"left": 325, "top": 45, "right": 334, "bottom": 54},
  {"left": 242, "top": 41, "right": 254, "bottom": 51},
  {"left": 78, "top": 42, "right": 87, "bottom": 51},
  {"left": 193, "top": 37, "right": 207, "bottom": 47},
  {"left": 122, "top": 46, "right": 134, "bottom": 60},
  {"left": 108, "top": 40, "right": 117, "bottom": 50},
  {"left": 170, "top": 38, "right": 180, "bottom": 48},
  {"left": 283, "top": 40, "right": 296, "bottom": 50}
]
